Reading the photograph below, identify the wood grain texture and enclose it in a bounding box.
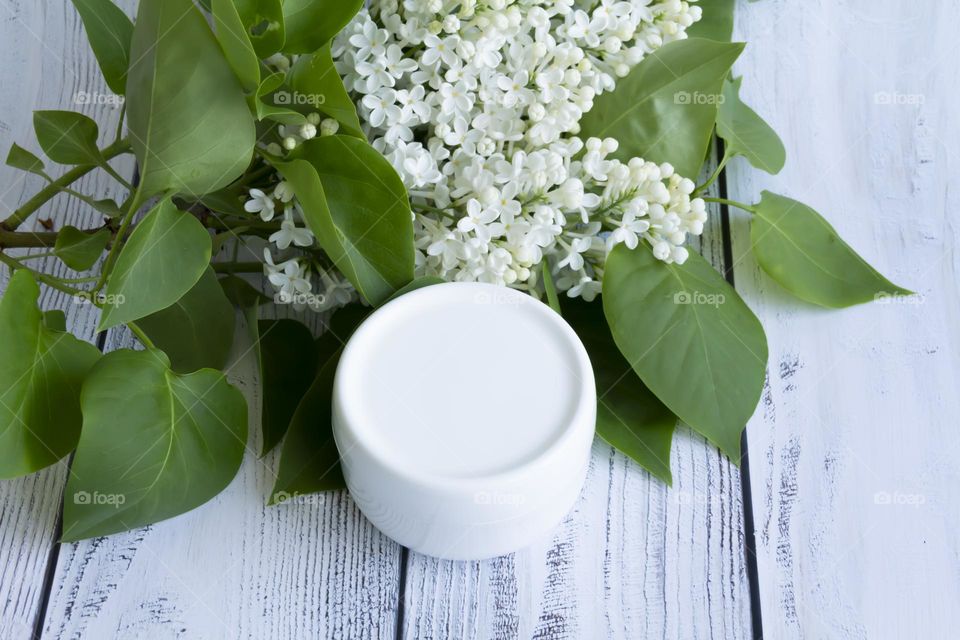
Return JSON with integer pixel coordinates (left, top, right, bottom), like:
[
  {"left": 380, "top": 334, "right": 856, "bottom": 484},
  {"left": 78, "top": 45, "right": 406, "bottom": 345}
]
[
  {"left": 0, "top": 2, "right": 133, "bottom": 638},
  {"left": 399, "top": 151, "right": 754, "bottom": 640},
  {"left": 726, "top": 1, "right": 960, "bottom": 638}
]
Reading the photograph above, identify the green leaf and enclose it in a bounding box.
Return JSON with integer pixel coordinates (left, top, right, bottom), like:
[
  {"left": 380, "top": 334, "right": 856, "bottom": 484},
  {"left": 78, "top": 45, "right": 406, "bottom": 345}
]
[
  {"left": 564, "top": 298, "right": 676, "bottom": 483},
  {"left": 717, "top": 77, "right": 785, "bottom": 174},
  {"left": 602, "top": 246, "right": 767, "bottom": 461},
  {"left": 686, "top": 0, "right": 736, "bottom": 42},
  {"left": 275, "top": 136, "right": 414, "bottom": 306},
  {"left": 257, "top": 319, "right": 317, "bottom": 454},
  {"left": 137, "top": 267, "right": 236, "bottom": 373},
  {"left": 98, "top": 198, "right": 212, "bottom": 331},
  {"left": 269, "top": 348, "right": 344, "bottom": 501},
  {"left": 70, "top": 0, "right": 134, "bottom": 95},
  {"left": 43, "top": 309, "right": 68, "bottom": 332},
  {"left": 54, "top": 225, "right": 111, "bottom": 271},
  {"left": 255, "top": 73, "right": 308, "bottom": 125},
  {"left": 212, "top": 0, "right": 261, "bottom": 93},
  {"left": 33, "top": 111, "right": 103, "bottom": 166},
  {"left": 0, "top": 271, "right": 101, "bottom": 478},
  {"left": 127, "top": 0, "right": 256, "bottom": 197},
  {"left": 288, "top": 45, "right": 363, "bottom": 137},
  {"left": 90, "top": 198, "right": 124, "bottom": 218},
  {"left": 6, "top": 143, "right": 49, "bottom": 178},
  {"left": 269, "top": 306, "right": 367, "bottom": 502},
  {"left": 579, "top": 38, "right": 743, "bottom": 178},
  {"left": 281, "top": 0, "right": 362, "bottom": 54},
  {"left": 62, "top": 349, "right": 247, "bottom": 541},
  {"left": 751, "top": 192, "right": 912, "bottom": 307},
  {"left": 235, "top": 0, "right": 285, "bottom": 58}
]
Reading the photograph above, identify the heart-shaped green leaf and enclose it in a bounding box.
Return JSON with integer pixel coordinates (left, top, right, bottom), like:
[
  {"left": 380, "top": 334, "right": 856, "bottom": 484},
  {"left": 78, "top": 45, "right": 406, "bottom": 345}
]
[
  {"left": 33, "top": 111, "right": 103, "bottom": 166},
  {"left": 6, "top": 143, "right": 49, "bottom": 178},
  {"left": 281, "top": 0, "right": 362, "bottom": 54},
  {"left": 54, "top": 226, "right": 111, "bottom": 272},
  {"left": 257, "top": 319, "right": 317, "bottom": 454},
  {"left": 275, "top": 136, "right": 414, "bottom": 306},
  {"left": 564, "top": 298, "right": 676, "bottom": 483},
  {"left": 98, "top": 198, "right": 212, "bottom": 331},
  {"left": 717, "top": 77, "right": 785, "bottom": 174},
  {"left": 137, "top": 267, "right": 236, "bottom": 373},
  {"left": 686, "top": 0, "right": 736, "bottom": 42},
  {"left": 602, "top": 246, "right": 767, "bottom": 460},
  {"left": 212, "top": 0, "right": 261, "bottom": 93},
  {"left": 0, "top": 271, "right": 101, "bottom": 479},
  {"left": 62, "top": 349, "right": 247, "bottom": 541},
  {"left": 288, "top": 45, "right": 363, "bottom": 137},
  {"left": 751, "top": 191, "right": 913, "bottom": 307},
  {"left": 579, "top": 38, "right": 743, "bottom": 178},
  {"left": 127, "top": 0, "right": 255, "bottom": 197},
  {"left": 70, "top": 0, "right": 134, "bottom": 95}
]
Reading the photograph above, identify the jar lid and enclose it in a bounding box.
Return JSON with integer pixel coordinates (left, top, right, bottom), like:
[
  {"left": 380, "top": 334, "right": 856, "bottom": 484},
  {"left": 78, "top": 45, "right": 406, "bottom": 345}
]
[{"left": 333, "top": 282, "right": 596, "bottom": 559}]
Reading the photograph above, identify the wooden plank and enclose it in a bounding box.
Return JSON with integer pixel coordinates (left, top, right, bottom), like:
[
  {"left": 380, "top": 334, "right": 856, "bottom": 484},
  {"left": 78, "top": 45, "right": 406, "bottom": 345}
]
[
  {"left": 0, "top": 2, "right": 134, "bottom": 638},
  {"left": 400, "top": 147, "right": 754, "bottom": 639},
  {"left": 40, "top": 305, "right": 403, "bottom": 639},
  {"left": 726, "top": 1, "right": 960, "bottom": 638}
]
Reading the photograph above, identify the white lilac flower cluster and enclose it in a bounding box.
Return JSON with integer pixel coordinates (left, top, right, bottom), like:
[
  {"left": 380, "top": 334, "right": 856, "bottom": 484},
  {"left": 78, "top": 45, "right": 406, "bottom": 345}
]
[{"left": 250, "top": 0, "right": 705, "bottom": 310}]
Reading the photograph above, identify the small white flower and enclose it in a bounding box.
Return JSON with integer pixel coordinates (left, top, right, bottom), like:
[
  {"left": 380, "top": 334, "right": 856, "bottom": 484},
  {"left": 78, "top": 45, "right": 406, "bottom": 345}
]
[
  {"left": 269, "top": 213, "right": 314, "bottom": 250},
  {"left": 245, "top": 188, "right": 275, "bottom": 222},
  {"left": 608, "top": 210, "right": 651, "bottom": 251}
]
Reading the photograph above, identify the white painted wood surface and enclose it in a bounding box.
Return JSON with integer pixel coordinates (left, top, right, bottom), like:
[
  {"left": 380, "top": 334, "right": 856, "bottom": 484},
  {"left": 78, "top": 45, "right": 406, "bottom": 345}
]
[
  {"left": 2, "top": 0, "right": 958, "bottom": 638},
  {"left": 726, "top": 1, "right": 960, "bottom": 638}
]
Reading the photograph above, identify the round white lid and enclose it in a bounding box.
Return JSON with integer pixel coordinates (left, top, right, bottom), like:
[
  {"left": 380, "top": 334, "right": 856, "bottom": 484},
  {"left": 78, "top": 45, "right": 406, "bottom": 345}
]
[{"left": 335, "top": 282, "right": 592, "bottom": 481}]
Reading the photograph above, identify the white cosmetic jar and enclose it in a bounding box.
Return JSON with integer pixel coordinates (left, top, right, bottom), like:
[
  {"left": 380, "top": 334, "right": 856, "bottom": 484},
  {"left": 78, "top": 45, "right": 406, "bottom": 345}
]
[{"left": 332, "top": 282, "right": 596, "bottom": 560}]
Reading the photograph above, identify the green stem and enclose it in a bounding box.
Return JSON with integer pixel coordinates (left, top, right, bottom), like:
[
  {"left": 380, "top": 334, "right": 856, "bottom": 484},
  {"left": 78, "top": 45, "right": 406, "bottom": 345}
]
[
  {"left": 99, "top": 161, "right": 134, "bottom": 191},
  {"left": 0, "top": 252, "right": 84, "bottom": 295},
  {"left": 694, "top": 153, "right": 730, "bottom": 196},
  {"left": 113, "top": 105, "right": 126, "bottom": 145},
  {"left": 0, "top": 138, "right": 131, "bottom": 231},
  {"left": 127, "top": 322, "right": 157, "bottom": 349},
  {"left": 93, "top": 185, "right": 147, "bottom": 293},
  {"left": 702, "top": 197, "right": 757, "bottom": 213}
]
